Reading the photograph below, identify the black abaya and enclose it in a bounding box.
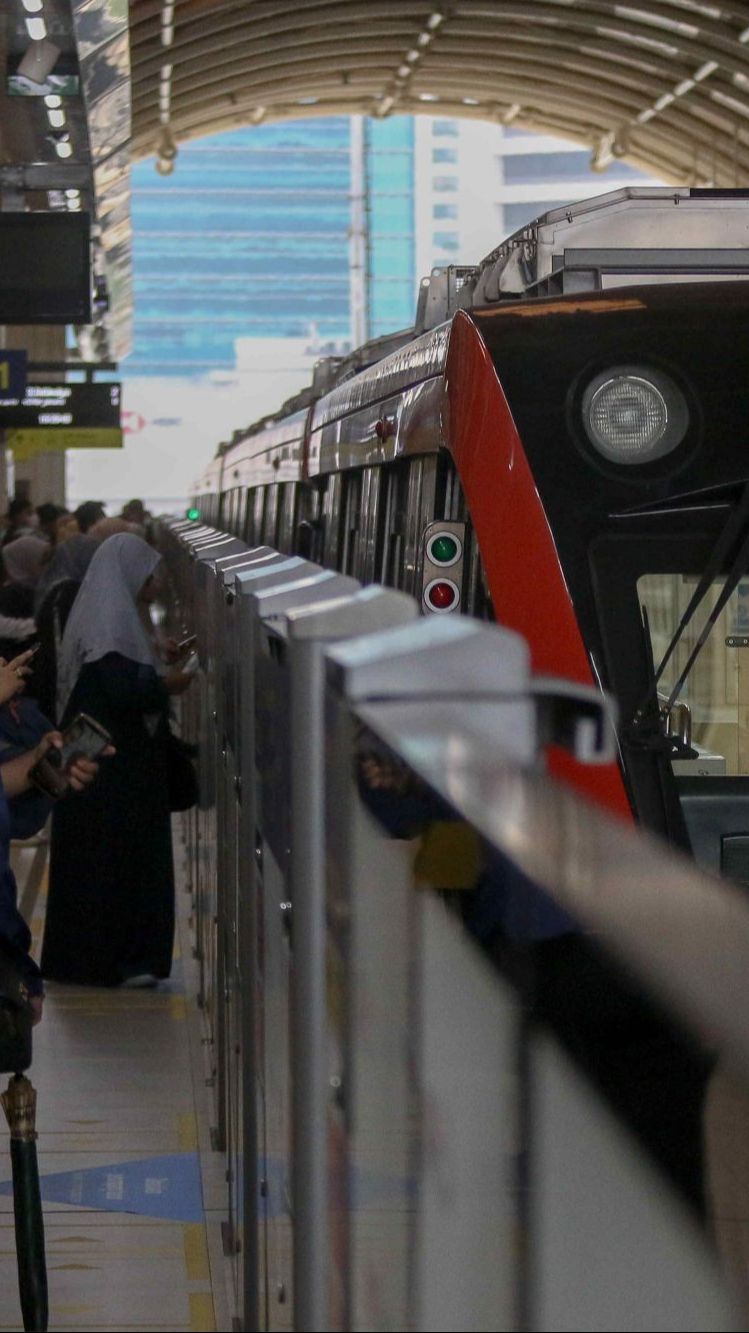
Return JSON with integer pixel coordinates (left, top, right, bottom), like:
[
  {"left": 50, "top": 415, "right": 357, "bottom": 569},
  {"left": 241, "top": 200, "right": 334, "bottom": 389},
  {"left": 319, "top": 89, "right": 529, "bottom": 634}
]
[{"left": 41, "top": 651, "right": 175, "bottom": 986}]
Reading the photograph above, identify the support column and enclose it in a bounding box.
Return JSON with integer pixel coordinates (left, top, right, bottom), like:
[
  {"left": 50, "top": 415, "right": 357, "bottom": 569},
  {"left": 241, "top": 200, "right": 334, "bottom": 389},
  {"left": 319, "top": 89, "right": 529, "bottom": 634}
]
[{"left": 349, "top": 115, "right": 371, "bottom": 349}]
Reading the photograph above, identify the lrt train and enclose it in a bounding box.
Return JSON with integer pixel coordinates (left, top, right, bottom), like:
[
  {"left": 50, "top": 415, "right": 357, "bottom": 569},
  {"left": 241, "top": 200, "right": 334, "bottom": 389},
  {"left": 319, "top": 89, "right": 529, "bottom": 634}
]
[{"left": 193, "top": 186, "right": 749, "bottom": 879}]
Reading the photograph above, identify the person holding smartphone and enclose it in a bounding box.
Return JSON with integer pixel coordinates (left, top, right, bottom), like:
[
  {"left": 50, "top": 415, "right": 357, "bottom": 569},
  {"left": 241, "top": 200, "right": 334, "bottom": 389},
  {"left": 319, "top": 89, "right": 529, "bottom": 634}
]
[
  {"left": 0, "top": 649, "right": 111, "bottom": 1023},
  {"left": 41, "top": 533, "right": 194, "bottom": 988}
]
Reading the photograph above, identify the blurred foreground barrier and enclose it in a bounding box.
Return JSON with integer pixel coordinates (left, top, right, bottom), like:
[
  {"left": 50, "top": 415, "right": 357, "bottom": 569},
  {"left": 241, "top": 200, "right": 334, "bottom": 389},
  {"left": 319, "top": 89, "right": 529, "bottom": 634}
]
[{"left": 158, "top": 517, "right": 749, "bottom": 1333}]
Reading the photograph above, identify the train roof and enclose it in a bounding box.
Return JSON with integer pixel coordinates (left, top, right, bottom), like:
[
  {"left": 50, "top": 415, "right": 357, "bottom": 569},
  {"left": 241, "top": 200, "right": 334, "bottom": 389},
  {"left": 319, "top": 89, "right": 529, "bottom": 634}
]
[{"left": 202, "top": 187, "right": 749, "bottom": 480}]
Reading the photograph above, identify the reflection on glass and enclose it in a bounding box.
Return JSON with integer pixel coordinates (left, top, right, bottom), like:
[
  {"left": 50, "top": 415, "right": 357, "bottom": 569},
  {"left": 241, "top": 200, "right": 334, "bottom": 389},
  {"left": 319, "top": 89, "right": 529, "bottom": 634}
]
[{"left": 638, "top": 574, "right": 749, "bottom": 775}]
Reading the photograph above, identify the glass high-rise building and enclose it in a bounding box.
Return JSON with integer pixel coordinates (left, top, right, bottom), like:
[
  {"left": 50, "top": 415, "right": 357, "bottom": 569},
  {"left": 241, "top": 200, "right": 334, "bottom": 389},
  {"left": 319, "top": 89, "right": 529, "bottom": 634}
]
[{"left": 124, "top": 116, "right": 415, "bottom": 378}]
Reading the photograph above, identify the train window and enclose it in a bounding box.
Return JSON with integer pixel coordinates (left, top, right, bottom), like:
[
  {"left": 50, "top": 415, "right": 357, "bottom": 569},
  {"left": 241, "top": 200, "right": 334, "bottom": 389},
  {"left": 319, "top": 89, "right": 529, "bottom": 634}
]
[
  {"left": 294, "top": 482, "right": 324, "bottom": 562},
  {"left": 248, "top": 487, "right": 264, "bottom": 547},
  {"left": 322, "top": 473, "right": 344, "bottom": 570},
  {"left": 637, "top": 574, "right": 747, "bottom": 778},
  {"left": 262, "top": 485, "right": 280, "bottom": 548},
  {"left": 404, "top": 458, "right": 439, "bottom": 596},
  {"left": 235, "top": 489, "right": 248, "bottom": 540},
  {"left": 357, "top": 468, "right": 383, "bottom": 584},
  {"left": 341, "top": 470, "right": 363, "bottom": 576},
  {"left": 276, "top": 483, "right": 297, "bottom": 555}
]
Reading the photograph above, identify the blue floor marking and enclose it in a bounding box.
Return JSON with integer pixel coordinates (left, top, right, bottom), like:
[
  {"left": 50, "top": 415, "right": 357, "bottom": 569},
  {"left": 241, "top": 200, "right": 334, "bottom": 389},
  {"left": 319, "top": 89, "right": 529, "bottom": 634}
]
[{"left": 0, "top": 1151, "right": 203, "bottom": 1221}]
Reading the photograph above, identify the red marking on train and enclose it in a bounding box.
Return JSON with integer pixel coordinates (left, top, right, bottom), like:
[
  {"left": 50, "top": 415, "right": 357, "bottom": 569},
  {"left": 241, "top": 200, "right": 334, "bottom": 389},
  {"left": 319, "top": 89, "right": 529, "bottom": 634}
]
[{"left": 444, "top": 310, "right": 632, "bottom": 821}]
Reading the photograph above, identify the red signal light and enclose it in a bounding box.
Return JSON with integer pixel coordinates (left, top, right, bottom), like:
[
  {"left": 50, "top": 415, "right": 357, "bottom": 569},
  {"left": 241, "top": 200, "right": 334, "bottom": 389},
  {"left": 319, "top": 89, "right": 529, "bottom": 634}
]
[{"left": 424, "top": 577, "right": 460, "bottom": 613}]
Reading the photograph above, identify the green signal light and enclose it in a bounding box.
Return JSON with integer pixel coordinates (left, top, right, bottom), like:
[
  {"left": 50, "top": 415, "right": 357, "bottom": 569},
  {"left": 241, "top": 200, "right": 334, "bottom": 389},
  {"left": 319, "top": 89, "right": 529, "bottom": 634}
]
[
  {"left": 186, "top": 507, "right": 201, "bottom": 521},
  {"left": 430, "top": 534, "right": 459, "bottom": 563}
]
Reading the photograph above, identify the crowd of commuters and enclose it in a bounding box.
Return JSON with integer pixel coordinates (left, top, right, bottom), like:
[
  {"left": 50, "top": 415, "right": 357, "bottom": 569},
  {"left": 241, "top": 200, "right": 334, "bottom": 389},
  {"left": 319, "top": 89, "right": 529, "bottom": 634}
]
[{"left": 0, "top": 493, "right": 195, "bottom": 1022}]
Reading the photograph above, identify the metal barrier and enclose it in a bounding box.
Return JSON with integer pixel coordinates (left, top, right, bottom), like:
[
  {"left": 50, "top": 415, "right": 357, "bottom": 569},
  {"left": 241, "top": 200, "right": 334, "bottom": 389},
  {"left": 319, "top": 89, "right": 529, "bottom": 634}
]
[{"left": 159, "top": 517, "right": 749, "bottom": 1333}]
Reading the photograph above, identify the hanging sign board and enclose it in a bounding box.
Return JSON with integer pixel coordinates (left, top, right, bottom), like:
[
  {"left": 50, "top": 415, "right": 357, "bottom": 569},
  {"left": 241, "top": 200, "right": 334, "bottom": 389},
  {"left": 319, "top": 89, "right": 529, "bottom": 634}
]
[
  {"left": 0, "top": 382, "right": 120, "bottom": 429},
  {"left": 6, "top": 428, "right": 123, "bottom": 459}
]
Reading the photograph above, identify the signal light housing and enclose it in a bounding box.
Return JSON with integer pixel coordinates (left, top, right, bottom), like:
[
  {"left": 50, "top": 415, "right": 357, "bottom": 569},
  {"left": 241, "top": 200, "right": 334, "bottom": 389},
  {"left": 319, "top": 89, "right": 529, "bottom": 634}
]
[{"left": 421, "top": 520, "right": 465, "bottom": 615}]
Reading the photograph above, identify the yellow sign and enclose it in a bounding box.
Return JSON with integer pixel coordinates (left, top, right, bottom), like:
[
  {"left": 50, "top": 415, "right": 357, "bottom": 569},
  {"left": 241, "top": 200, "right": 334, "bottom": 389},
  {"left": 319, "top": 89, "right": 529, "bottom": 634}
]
[{"left": 5, "top": 428, "right": 123, "bottom": 459}]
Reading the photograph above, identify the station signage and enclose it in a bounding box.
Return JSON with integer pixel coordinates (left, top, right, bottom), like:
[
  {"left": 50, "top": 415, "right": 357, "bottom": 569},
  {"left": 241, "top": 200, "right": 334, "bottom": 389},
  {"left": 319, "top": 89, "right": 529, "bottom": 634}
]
[
  {"left": 0, "top": 382, "right": 121, "bottom": 430},
  {"left": 5, "top": 428, "right": 123, "bottom": 460}
]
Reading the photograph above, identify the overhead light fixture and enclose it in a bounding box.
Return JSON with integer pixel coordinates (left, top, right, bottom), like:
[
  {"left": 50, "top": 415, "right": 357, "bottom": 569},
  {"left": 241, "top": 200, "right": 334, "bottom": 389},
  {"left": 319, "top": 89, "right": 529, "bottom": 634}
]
[
  {"left": 55, "top": 140, "right": 73, "bottom": 158},
  {"left": 155, "top": 123, "right": 178, "bottom": 175},
  {"left": 407, "top": 49, "right": 420, "bottom": 63},
  {"left": 47, "top": 107, "right": 65, "bottom": 127},
  {"left": 419, "top": 93, "right": 439, "bottom": 101},
  {"left": 376, "top": 94, "right": 395, "bottom": 117},
  {"left": 397, "top": 64, "right": 411, "bottom": 78},
  {"left": 65, "top": 188, "right": 80, "bottom": 199},
  {"left": 418, "top": 32, "right": 432, "bottom": 47},
  {"left": 44, "top": 93, "right": 61, "bottom": 108},
  {"left": 25, "top": 16, "right": 47, "bottom": 39},
  {"left": 428, "top": 11, "right": 445, "bottom": 29},
  {"left": 22, "top": 0, "right": 43, "bottom": 12}
]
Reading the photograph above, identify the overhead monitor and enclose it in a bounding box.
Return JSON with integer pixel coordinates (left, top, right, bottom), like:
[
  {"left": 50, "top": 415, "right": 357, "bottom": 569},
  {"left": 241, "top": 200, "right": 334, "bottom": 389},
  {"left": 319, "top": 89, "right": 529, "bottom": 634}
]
[
  {"left": 0, "top": 382, "right": 121, "bottom": 429},
  {"left": 0, "top": 213, "right": 92, "bottom": 323}
]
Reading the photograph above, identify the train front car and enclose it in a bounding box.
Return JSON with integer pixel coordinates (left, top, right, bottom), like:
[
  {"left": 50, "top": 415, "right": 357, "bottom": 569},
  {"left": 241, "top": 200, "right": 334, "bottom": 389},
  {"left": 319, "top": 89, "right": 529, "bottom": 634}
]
[{"left": 452, "top": 188, "right": 749, "bottom": 862}]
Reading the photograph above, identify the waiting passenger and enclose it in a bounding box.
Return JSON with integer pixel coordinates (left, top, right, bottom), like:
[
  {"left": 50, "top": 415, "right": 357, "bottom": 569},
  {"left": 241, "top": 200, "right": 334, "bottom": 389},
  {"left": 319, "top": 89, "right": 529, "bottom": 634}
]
[
  {"left": 1, "top": 497, "right": 39, "bottom": 548},
  {"left": 0, "top": 648, "right": 109, "bottom": 1023},
  {"left": 73, "top": 500, "right": 106, "bottom": 534},
  {"left": 41, "top": 534, "right": 195, "bottom": 988},
  {"left": 36, "top": 503, "right": 68, "bottom": 546},
  {"left": 88, "top": 516, "right": 142, "bottom": 541},
  {"left": 0, "top": 537, "right": 46, "bottom": 619},
  {"left": 33, "top": 535, "right": 99, "bottom": 721},
  {"left": 0, "top": 537, "right": 46, "bottom": 664}
]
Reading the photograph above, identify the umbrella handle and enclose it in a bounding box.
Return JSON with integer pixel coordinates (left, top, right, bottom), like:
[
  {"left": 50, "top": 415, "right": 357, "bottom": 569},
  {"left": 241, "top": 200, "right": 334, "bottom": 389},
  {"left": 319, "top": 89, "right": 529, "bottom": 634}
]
[{"left": 2, "top": 1074, "right": 48, "bottom": 1332}]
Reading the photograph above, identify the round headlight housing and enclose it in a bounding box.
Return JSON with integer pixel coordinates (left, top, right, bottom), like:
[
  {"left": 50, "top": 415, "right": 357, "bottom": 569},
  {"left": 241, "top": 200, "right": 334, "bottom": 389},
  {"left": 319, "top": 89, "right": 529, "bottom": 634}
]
[{"left": 580, "top": 365, "right": 689, "bottom": 466}]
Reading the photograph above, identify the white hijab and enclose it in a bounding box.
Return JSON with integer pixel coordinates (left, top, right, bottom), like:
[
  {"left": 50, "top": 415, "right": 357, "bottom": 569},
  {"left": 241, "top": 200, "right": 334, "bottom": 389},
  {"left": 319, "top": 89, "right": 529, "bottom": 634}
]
[{"left": 57, "top": 533, "right": 162, "bottom": 717}]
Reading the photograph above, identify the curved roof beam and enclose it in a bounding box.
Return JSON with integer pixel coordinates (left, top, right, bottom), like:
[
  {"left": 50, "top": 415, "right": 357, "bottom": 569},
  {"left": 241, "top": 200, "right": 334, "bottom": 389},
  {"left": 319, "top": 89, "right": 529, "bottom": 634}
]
[{"left": 127, "top": 0, "right": 749, "bottom": 187}]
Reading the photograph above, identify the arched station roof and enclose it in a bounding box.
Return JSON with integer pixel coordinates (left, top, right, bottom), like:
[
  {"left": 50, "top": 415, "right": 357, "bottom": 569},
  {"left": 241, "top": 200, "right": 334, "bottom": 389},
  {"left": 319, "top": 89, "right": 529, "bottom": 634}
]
[{"left": 129, "top": 1, "right": 749, "bottom": 184}]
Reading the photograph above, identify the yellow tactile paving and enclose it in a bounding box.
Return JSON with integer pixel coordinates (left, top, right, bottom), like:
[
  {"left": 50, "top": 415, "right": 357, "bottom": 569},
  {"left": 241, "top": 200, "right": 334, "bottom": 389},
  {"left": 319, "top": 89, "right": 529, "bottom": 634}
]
[{"left": 0, "top": 838, "right": 231, "bottom": 1332}]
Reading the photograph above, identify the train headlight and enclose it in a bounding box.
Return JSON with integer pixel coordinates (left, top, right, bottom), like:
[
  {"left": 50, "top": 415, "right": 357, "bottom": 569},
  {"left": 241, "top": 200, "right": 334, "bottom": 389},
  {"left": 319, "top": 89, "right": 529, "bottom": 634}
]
[{"left": 581, "top": 366, "right": 688, "bottom": 465}]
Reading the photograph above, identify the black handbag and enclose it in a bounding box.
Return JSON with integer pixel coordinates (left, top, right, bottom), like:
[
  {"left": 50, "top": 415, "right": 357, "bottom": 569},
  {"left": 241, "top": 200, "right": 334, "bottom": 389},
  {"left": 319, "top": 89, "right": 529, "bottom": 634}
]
[
  {"left": 165, "top": 729, "right": 198, "bottom": 812},
  {"left": 0, "top": 947, "right": 33, "bottom": 1075}
]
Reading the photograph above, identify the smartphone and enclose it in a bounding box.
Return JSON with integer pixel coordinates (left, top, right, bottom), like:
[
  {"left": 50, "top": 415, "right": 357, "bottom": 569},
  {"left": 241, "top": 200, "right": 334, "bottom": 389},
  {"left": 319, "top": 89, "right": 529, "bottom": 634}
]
[
  {"left": 29, "top": 712, "right": 112, "bottom": 800},
  {"left": 177, "top": 635, "right": 197, "bottom": 655}
]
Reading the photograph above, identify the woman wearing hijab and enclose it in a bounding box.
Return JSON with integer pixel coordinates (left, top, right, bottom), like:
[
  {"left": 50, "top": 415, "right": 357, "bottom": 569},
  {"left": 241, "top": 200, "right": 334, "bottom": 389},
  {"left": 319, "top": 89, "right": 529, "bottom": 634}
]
[
  {"left": 0, "top": 536, "right": 46, "bottom": 664},
  {"left": 33, "top": 535, "right": 99, "bottom": 721},
  {"left": 41, "top": 533, "right": 193, "bottom": 988},
  {"left": 0, "top": 537, "right": 45, "bottom": 617}
]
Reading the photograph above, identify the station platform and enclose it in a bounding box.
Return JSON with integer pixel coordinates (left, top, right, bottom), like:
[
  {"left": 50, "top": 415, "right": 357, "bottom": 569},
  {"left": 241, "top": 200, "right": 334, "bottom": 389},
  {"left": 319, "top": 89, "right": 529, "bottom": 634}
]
[{"left": 0, "top": 834, "right": 230, "bottom": 1333}]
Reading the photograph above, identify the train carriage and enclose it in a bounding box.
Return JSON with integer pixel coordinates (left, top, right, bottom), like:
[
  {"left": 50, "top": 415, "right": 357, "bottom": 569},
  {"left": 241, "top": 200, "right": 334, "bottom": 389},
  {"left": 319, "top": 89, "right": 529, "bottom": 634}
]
[{"left": 194, "top": 186, "right": 749, "bottom": 876}]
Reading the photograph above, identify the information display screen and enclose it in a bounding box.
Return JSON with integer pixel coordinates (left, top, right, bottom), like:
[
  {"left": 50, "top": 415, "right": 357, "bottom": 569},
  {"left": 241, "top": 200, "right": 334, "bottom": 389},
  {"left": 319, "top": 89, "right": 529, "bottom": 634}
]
[
  {"left": 0, "top": 382, "right": 120, "bottom": 429},
  {"left": 0, "top": 214, "right": 91, "bottom": 323}
]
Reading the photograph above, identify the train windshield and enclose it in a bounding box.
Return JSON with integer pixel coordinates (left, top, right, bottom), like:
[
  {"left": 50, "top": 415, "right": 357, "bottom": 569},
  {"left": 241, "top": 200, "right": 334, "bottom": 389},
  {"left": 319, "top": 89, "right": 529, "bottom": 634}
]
[{"left": 637, "top": 573, "right": 749, "bottom": 778}]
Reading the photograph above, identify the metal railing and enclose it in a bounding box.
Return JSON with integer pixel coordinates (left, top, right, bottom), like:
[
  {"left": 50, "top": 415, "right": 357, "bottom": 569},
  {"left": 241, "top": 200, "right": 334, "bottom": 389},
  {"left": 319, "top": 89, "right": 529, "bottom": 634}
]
[{"left": 159, "top": 517, "right": 749, "bottom": 1333}]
